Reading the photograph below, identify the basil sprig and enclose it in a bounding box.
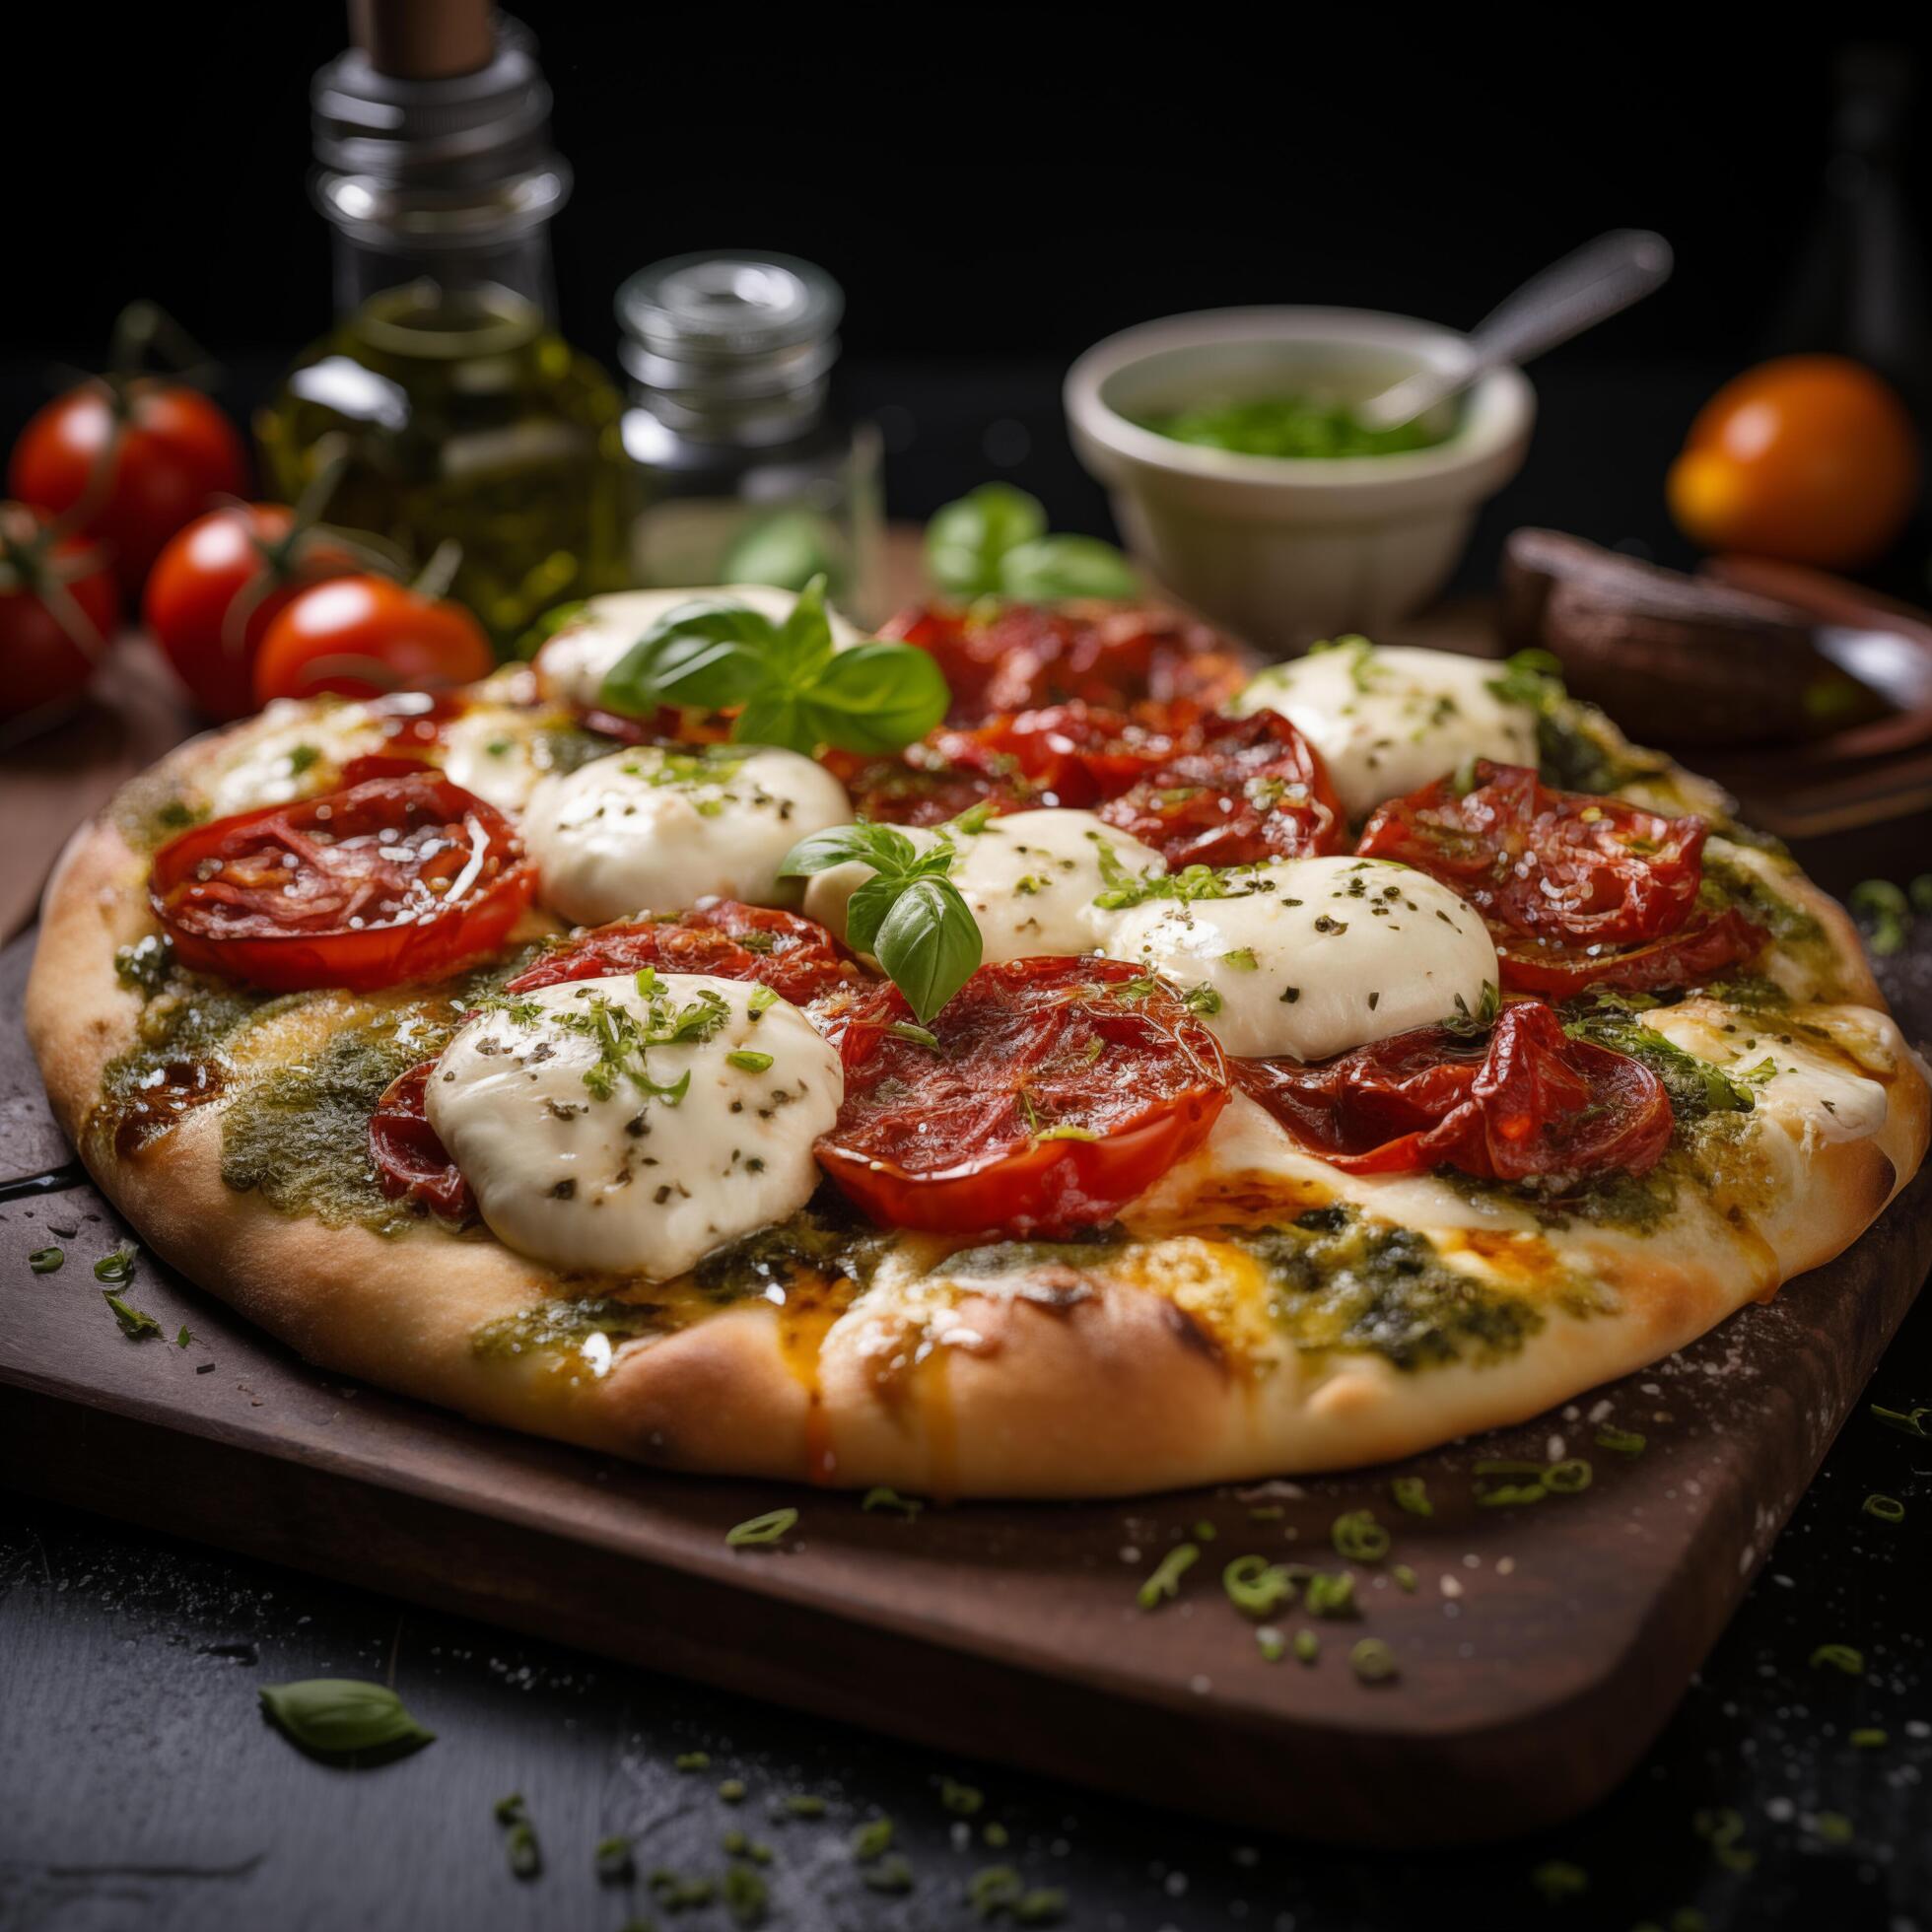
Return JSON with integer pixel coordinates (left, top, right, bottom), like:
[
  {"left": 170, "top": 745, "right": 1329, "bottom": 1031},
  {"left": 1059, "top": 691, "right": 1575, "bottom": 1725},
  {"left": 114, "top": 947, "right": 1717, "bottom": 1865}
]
[
  {"left": 258, "top": 1678, "right": 436, "bottom": 1763},
  {"left": 781, "top": 823, "right": 982, "bottom": 1023},
  {"left": 926, "top": 482, "right": 1138, "bottom": 601},
  {"left": 597, "top": 575, "right": 947, "bottom": 758}
]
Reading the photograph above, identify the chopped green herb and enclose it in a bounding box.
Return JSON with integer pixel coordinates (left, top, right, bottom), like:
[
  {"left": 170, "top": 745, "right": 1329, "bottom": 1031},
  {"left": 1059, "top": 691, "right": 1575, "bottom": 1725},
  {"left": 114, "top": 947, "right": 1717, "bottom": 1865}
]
[
  {"left": 1349, "top": 1637, "right": 1398, "bottom": 1685},
  {"left": 1331, "top": 1508, "right": 1390, "bottom": 1563},
  {"left": 861, "top": 1485, "right": 924, "bottom": 1518},
  {"left": 939, "top": 1777, "right": 984, "bottom": 1817},
  {"left": 722, "top": 1863, "right": 768, "bottom": 1926},
  {"left": 718, "top": 1778, "right": 746, "bottom": 1804},
  {"left": 780, "top": 1793, "right": 826, "bottom": 1818},
  {"left": 1303, "top": 1570, "right": 1357, "bottom": 1620},
  {"left": 1137, "top": 1543, "right": 1200, "bottom": 1611},
  {"left": 850, "top": 1817, "right": 894, "bottom": 1862},
  {"left": 1256, "top": 1627, "right": 1286, "bottom": 1662},
  {"left": 887, "top": 1021, "right": 941, "bottom": 1051},
  {"left": 724, "top": 1508, "right": 797, "bottom": 1550},
  {"left": 28, "top": 1246, "right": 62, "bottom": 1274},
  {"left": 1810, "top": 1643, "right": 1864, "bottom": 1676},
  {"left": 93, "top": 1245, "right": 138, "bottom": 1284},
  {"left": 103, "top": 1291, "right": 164, "bottom": 1341},
  {"left": 1593, "top": 1425, "right": 1647, "bottom": 1457},
  {"left": 1389, "top": 1476, "right": 1432, "bottom": 1517},
  {"left": 175, "top": 1325, "right": 191, "bottom": 1348},
  {"left": 1544, "top": 1458, "right": 1592, "bottom": 1494},
  {"left": 1862, "top": 1493, "right": 1904, "bottom": 1524},
  {"left": 1870, "top": 1401, "right": 1929, "bottom": 1437},
  {"left": 1813, "top": 1813, "right": 1854, "bottom": 1845},
  {"left": 1392, "top": 1563, "right": 1417, "bottom": 1593},
  {"left": 1528, "top": 1859, "right": 1589, "bottom": 1903},
  {"left": 862, "top": 1853, "right": 915, "bottom": 1893},
  {"left": 1222, "top": 1554, "right": 1296, "bottom": 1619},
  {"left": 494, "top": 1793, "right": 541, "bottom": 1879},
  {"left": 595, "top": 1834, "right": 636, "bottom": 1882},
  {"left": 725, "top": 1050, "right": 775, "bottom": 1073},
  {"left": 1849, "top": 1727, "right": 1888, "bottom": 1749},
  {"left": 674, "top": 1751, "right": 712, "bottom": 1770},
  {"left": 1292, "top": 1629, "right": 1320, "bottom": 1664}
]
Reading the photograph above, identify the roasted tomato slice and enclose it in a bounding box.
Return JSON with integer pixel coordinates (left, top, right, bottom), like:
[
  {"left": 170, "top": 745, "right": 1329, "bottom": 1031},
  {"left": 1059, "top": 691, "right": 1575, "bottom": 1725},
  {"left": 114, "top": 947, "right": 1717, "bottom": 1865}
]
[
  {"left": 1096, "top": 709, "right": 1346, "bottom": 867},
  {"left": 879, "top": 601, "right": 1250, "bottom": 725},
  {"left": 150, "top": 771, "right": 534, "bottom": 992},
  {"left": 826, "top": 749, "right": 1040, "bottom": 828},
  {"left": 506, "top": 900, "right": 864, "bottom": 1008},
  {"left": 369, "top": 1060, "right": 474, "bottom": 1221},
  {"left": 816, "top": 956, "right": 1230, "bottom": 1237},
  {"left": 1356, "top": 760, "right": 1763, "bottom": 992},
  {"left": 1495, "top": 909, "right": 1767, "bottom": 997},
  {"left": 1238, "top": 1000, "right": 1673, "bottom": 1182}
]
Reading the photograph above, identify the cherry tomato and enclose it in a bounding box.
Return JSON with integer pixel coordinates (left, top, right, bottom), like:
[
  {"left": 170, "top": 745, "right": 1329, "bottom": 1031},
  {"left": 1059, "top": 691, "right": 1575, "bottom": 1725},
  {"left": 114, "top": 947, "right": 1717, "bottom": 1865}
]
[
  {"left": 1667, "top": 355, "right": 1920, "bottom": 569},
  {"left": 0, "top": 503, "right": 119, "bottom": 728},
  {"left": 251, "top": 576, "right": 495, "bottom": 706},
  {"left": 880, "top": 601, "right": 1251, "bottom": 725},
  {"left": 149, "top": 772, "right": 534, "bottom": 992},
  {"left": 9, "top": 380, "right": 247, "bottom": 594},
  {"left": 144, "top": 504, "right": 361, "bottom": 721},
  {"left": 369, "top": 1061, "right": 474, "bottom": 1221},
  {"left": 1096, "top": 709, "right": 1346, "bottom": 867},
  {"left": 507, "top": 900, "right": 864, "bottom": 1009},
  {"left": 817, "top": 956, "right": 1230, "bottom": 1237},
  {"left": 831, "top": 750, "right": 1039, "bottom": 828},
  {"left": 1238, "top": 1000, "right": 1672, "bottom": 1182}
]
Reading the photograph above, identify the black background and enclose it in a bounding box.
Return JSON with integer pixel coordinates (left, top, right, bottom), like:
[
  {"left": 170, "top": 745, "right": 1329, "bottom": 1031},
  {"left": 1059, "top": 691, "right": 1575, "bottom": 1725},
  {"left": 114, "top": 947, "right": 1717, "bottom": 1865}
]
[
  {"left": 10, "top": 11, "right": 1931, "bottom": 563},
  {"left": 6, "top": 15, "right": 1932, "bottom": 1932}
]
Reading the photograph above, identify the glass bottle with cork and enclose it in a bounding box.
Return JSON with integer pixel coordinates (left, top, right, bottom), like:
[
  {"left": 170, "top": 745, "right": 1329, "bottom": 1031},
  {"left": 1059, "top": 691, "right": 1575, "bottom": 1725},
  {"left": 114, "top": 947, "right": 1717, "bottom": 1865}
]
[
  {"left": 617, "top": 252, "right": 884, "bottom": 620},
  {"left": 257, "top": 0, "right": 632, "bottom": 648}
]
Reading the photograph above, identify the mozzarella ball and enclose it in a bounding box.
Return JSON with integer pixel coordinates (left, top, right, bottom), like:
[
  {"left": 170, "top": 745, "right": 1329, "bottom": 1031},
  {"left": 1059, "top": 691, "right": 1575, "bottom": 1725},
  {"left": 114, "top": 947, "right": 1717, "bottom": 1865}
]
[
  {"left": 427, "top": 972, "right": 842, "bottom": 1278},
  {"left": 1107, "top": 855, "right": 1496, "bottom": 1061},
  {"left": 1232, "top": 642, "right": 1538, "bottom": 820},
  {"left": 524, "top": 744, "right": 851, "bottom": 926}
]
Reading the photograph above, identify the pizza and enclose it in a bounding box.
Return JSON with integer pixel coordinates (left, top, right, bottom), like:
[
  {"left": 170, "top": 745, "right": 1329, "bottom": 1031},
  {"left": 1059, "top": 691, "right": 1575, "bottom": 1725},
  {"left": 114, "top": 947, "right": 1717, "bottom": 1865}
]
[{"left": 27, "top": 586, "right": 1929, "bottom": 1498}]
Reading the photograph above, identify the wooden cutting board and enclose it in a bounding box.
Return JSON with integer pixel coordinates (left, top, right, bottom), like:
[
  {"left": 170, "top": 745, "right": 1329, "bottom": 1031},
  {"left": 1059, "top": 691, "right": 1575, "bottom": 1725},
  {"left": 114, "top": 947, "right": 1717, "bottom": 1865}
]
[{"left": 4, "top": 933, "right": 1929, "bottom": 1847}]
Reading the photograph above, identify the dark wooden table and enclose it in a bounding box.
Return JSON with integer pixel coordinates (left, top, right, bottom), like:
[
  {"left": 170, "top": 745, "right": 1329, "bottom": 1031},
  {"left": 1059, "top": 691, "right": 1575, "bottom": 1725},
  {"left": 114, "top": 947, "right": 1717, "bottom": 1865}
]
[{"left": 3, "top": 358, "right": 1930, "bottom": 1931}]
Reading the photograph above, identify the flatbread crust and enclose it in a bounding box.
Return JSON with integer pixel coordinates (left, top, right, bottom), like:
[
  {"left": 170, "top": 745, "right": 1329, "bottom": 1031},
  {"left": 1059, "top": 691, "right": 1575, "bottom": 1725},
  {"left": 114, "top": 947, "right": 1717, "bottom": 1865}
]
[{"left": 27, "top": 705, "right": 1931, "bottom": 1498}]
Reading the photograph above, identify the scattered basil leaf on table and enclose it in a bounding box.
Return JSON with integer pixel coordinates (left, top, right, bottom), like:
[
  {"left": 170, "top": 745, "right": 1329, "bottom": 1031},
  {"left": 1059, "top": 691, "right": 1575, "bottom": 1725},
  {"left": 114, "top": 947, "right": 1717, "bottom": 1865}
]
[
  {"left": 597, "top": 575, "right": 947, "bottom": 758},
  {"left": 781, "top": 823, "right": 983, "bottom": 1023},
  {"left": 104, "top": 1291, "right": 164, "bottom": 1341},
  {"left": 926, "top": 481, "right": 1137, "bottom": 601},
  {"left": 258, "top": 1678, "right": 436, "bottom": 1762}
]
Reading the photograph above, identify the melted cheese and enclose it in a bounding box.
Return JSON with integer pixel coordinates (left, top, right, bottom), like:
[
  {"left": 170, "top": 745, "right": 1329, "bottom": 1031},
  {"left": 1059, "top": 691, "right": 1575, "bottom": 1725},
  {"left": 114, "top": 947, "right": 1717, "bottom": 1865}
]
[
  {"left": 801, "top": 808, "right": 1164, "bottom": 966},
  {"left": 1107, "top": 856, "right": 1496, "bottom": 1060},
  {"left": 202, "top": 698, "right": 385, "bottom": 815},
  {"left": 523, "top": 745, "right": 851, "bottom": 925},
  {"left": 1233, "top": 642, "right": 1537, "bottom": 820},
  {"left": 1646, "top": 1003, "right": 1891, "bottom": 1147},
  {"left": 427, "top": 972, "right": 841, "bottom": 1277},
  {"left": 534, "top": 586, "right": 862, "bottom": 712},
  {"left": 439, "top": 702, "right": 584, "bottom": 815}
]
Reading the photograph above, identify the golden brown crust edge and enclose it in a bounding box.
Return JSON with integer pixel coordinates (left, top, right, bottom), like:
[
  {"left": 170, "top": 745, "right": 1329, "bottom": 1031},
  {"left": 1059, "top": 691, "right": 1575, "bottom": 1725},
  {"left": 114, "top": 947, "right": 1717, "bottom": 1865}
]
[{"left": 23, "top": 768, "right": 1931, "bottom": 1499}]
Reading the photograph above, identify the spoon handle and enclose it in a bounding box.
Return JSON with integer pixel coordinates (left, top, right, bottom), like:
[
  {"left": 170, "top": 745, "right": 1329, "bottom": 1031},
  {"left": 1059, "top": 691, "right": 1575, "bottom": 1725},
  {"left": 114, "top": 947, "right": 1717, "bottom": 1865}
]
[
  {"left": 1356, "top": 229, "right": 1673, "bottom": 430},
  {"left": 1468, "top": 228, "right": 1674, "bottom": 369}
]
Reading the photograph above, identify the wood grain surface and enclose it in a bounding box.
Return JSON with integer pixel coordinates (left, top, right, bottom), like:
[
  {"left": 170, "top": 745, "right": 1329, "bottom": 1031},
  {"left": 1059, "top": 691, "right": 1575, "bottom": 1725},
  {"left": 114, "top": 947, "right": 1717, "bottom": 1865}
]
[{"left": 5, "top": 932, "right": 1930, "bottom": 1846}]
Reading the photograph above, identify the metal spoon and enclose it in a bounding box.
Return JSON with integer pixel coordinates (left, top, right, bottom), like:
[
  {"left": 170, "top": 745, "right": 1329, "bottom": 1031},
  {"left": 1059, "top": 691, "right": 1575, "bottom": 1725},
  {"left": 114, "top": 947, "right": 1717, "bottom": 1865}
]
[{"left": 1353, "top": 229, "right": 1674, "bottom": 431}]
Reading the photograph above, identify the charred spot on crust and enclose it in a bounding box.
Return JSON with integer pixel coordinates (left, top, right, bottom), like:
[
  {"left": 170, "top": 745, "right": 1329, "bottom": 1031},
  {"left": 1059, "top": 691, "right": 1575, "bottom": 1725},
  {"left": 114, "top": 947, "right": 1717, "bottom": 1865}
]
[{"left": 1160, "top": 1297, "right": 1227, "bottom": 1370}]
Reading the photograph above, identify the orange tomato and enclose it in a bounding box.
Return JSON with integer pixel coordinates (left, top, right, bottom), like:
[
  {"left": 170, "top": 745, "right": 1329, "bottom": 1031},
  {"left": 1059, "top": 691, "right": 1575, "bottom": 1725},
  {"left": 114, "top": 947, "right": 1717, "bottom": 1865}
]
[{"left": 1667, "top": 355, "right": 1920, "bottom": 569}]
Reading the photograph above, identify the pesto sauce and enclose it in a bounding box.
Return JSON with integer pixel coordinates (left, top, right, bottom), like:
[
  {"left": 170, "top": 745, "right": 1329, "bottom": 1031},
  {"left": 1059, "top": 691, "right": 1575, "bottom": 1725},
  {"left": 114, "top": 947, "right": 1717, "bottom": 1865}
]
[
  {"left": 110, "top": 770, "right": 209, "bottom": 853},
  {"left": 943, "top": 1226, "right": 1132, "bottom": 1280},
  {"left": 1232, "top": 1206, "right": 1546, "bottom": 1371},
  {"left": 220, "top": 1022, "right": 452, "bottom": 1235},
  {"left": 1699, "top": 850, "right": 1825, "bottom": 947},
  {"left": 471, "top": 1292, "right": 690, "bottom": 1361},
  {"left": 1534, "top": 700, "right": 1662, "bottom": 796}
]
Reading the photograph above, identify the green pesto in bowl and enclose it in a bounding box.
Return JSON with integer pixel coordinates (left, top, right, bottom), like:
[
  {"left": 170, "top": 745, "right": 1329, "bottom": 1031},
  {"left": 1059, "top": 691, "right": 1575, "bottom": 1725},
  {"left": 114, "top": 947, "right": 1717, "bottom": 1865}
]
[{"left": 1138, "top": 392, "right": 1453, "bottom": 460}]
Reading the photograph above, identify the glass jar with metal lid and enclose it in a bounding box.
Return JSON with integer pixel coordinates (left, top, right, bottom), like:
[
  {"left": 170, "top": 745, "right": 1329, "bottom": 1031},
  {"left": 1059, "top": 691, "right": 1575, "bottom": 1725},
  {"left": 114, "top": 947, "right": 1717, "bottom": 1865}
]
[
  {"left": 617, "top": 252, "right": 884, "bottom": 619},
  {"left": 257, "top": 4, "right": 633, "bottom": 648}
]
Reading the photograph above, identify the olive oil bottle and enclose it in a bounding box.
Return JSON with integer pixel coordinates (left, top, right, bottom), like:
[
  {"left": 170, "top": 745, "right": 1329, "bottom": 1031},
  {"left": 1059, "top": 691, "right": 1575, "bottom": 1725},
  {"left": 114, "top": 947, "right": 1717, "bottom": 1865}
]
[{"left": 258, "top": 2, "right": 632, "bottom": 647}]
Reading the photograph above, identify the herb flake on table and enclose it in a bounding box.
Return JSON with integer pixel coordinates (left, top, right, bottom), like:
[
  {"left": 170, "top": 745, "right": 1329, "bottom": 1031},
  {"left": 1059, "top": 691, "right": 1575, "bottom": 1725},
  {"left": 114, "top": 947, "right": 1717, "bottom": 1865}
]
[
  {"left": 494, "top": 1792, "right": 541, "bottom": 1879},
  {"left": 1137, "top": 1542, "right": 1199, "bottom": 1610},
  {"left": 725, "top": 1508, "right": 797, "bottom": 1550},
  {"left": 28, "top": 1245, "right": 62, "bottom": 1274},
  {"left": 257, "top": 1678, "right": 435, "bottom": 1763},
  {"left": 103, "top": 1290, "right": 164, "bottom": 1341}
]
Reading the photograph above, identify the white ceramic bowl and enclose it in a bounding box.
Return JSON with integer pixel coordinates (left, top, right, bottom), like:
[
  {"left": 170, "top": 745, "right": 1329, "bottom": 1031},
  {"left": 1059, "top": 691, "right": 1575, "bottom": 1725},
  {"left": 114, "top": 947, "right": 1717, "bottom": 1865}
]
[{"left": 1064, "top": 308, "right": 1535, "bottom": 656}]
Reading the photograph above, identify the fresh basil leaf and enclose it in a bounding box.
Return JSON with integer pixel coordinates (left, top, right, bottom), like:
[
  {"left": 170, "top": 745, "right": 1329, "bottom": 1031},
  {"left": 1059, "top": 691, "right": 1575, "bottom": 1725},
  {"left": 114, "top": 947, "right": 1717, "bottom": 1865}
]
[
  {"left": 772, "top": 574, "right": 837, "bottom": 683},
  {"left": 998, "top": 533, "right": 1138, "bottom": 601},
  {"left": 259, "top": 1678, "right": 436, "bottom": 1762},
  {"left": 781, "top": 823, "right": 915, "bottom": 878},
  {"left": 799, "top": 644, "right": 950, "bottom": 754},
  {"left": 843, "top": 874, "right": 904, "bottom": 957},
  {"left": 732, "top": 686, "right": 813, "bottom": 755},
  {"left": 927, "top": 483, "right": 1047, "bottom": 597},
  {"left": 720, "top": 511, "right": 835, "bottom": 592},
  {"left": 599, "top": 601, "right": 777, "bottom": 716},
  {"left": 873, "top": 876, "right": 981, "bottom": 1024}
]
